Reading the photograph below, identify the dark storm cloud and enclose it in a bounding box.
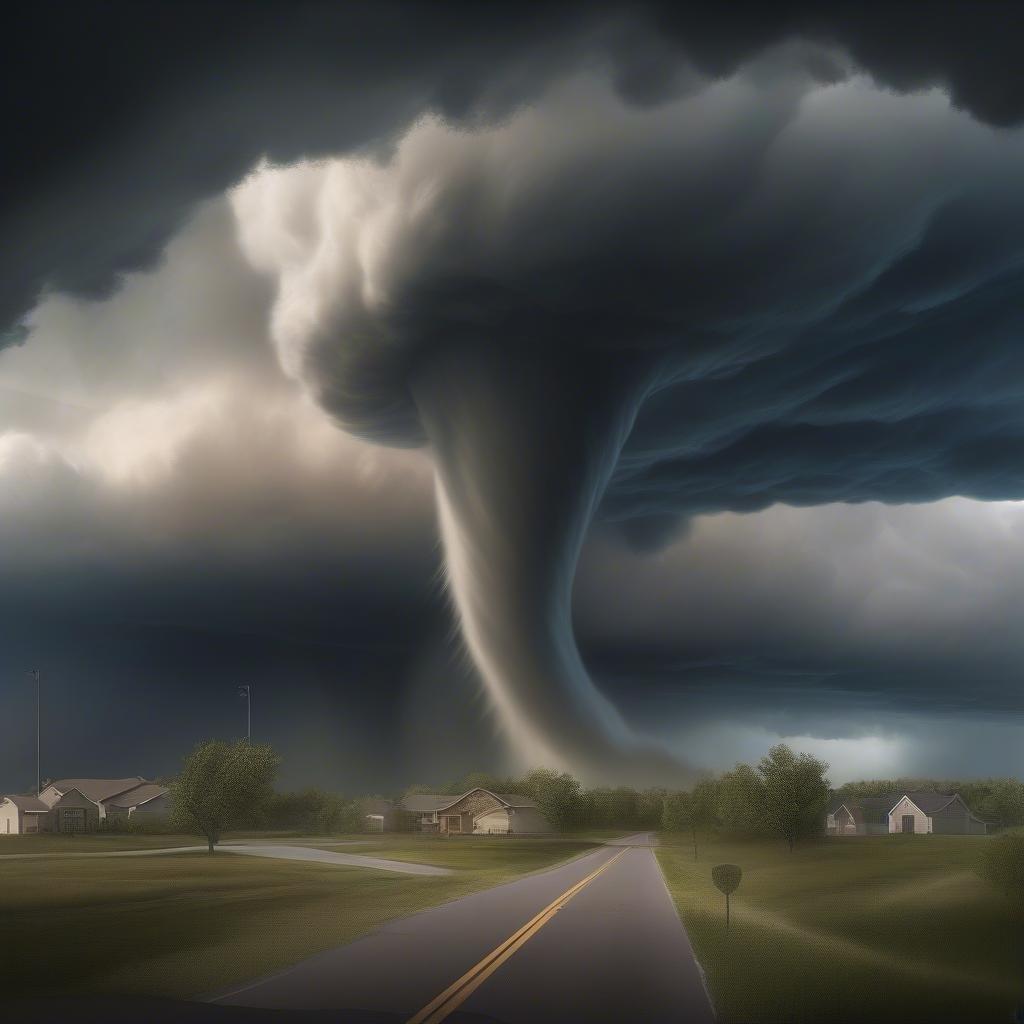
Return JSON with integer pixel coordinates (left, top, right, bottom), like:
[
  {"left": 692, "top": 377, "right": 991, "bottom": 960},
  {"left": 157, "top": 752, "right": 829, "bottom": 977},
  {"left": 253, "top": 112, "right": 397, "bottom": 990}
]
[
  {"left": 4, "top": 1, "right": 1024, "bottom": 336},
  {"left": 232, "top": 59, "right": 1024, "bottom": 778},
  {"left": 7, "top": 2, "right": 1024, "bottom": 783}
]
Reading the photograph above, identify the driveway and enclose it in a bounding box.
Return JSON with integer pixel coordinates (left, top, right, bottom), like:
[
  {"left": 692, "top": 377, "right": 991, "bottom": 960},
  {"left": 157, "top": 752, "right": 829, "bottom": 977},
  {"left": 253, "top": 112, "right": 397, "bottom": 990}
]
[
  {"left": 0, "top": 843, "right": 448, "bottom": 876},
  {"left": 212, "top": 832, "right": 715, "bottom": 1023}
]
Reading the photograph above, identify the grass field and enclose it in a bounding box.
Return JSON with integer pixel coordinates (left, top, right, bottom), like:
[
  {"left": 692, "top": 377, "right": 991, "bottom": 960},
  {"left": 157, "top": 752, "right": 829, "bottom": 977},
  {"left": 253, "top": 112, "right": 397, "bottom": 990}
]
[
  {"left": 0, "top": 832, "right": 203, "bottom": 854},
  {"left": 657, "top": 833, "right": 1023, "bottom": 1023},
  {"left": 0, "top": 836, "right": 599, "bottom": 999}
]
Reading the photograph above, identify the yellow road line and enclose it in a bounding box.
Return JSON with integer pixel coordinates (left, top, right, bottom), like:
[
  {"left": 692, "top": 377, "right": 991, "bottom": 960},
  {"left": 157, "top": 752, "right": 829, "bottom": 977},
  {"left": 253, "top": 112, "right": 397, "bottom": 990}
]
[{"left": 406, "top": 846, "right": 630, "bottom": 1024}]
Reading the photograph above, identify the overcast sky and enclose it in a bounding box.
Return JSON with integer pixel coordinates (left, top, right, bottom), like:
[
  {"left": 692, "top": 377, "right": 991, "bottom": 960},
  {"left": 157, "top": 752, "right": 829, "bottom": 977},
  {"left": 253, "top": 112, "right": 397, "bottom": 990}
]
[{"left": 2, "top": 3, "right": 1024, "bottom": 793}]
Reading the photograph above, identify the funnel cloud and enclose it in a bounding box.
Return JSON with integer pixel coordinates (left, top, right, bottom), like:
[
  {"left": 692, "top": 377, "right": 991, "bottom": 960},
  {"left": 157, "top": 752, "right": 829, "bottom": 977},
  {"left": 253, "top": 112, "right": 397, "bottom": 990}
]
[{"left": 232, "top": 65, "right": 1024, "bottom": 779}]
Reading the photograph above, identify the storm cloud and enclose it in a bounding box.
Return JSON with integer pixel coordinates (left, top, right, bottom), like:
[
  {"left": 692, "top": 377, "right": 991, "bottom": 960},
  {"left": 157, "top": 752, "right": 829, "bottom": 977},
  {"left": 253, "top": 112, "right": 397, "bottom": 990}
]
[
  {"left": 4, "top": 4, "right": 1024, "bottom": 787},
  {"left": 228, "top": 58, "right": 1024, "bottom": 779},
  {"left": 5, "top": 1, "right": 1024, "bottom": 337}
]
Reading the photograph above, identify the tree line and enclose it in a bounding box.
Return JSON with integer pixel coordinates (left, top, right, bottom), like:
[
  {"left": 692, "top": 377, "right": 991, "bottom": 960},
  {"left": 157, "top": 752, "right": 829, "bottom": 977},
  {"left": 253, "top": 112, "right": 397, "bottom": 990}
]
[
  {"left": 155, "top": 739, "right": 1024, "bottom": 854},
  {"left": 662, "top": 744, "right": 831, "bottom": 853}
]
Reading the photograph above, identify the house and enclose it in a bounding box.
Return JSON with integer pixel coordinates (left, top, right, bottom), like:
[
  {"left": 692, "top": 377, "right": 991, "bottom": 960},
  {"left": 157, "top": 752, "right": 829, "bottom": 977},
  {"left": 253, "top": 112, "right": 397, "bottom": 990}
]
[
  {"left": 39, "top": 777, "right": 156, "bottom": 821},
  {"left": 827, "top": 791, "right": 987, "bottom": 836},
  {"left": 103, "top": 783, "right": 172, "bottom": 821},
  {"left": 0, "top": 794, "right": 51, "bottom": 835},
  {"left": 400, "top": 788, "right": 552, "bottom": 834},
  {"left": 1, "top": 777, "right": 170, "bottom": 834},
  {"left": 827, "top": 796, "right": 893, "bottom": 836},
  {"left": 1, "top": 786, "right": 100, "bottom": 834}
]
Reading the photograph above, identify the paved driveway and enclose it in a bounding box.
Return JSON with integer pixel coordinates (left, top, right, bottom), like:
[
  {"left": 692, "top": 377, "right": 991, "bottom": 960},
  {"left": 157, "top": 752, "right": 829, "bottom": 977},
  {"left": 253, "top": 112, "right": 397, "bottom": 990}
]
[{"left": 0, "top": 843, "right": 448, "bottom": 875}]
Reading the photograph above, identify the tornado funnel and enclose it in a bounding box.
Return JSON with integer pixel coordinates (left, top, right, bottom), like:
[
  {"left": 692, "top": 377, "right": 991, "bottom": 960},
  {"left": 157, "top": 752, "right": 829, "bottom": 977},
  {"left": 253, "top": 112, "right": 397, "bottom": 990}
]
[{"left": 412, "top": 344, "right": 683, "bottom": 783}]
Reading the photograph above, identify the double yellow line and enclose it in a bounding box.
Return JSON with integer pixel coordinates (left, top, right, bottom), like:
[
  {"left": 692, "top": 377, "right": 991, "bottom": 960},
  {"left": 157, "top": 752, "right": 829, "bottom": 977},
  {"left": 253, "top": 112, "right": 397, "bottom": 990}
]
[{"left": 407, "top": 846, "right": 630, "bottom": 1024}]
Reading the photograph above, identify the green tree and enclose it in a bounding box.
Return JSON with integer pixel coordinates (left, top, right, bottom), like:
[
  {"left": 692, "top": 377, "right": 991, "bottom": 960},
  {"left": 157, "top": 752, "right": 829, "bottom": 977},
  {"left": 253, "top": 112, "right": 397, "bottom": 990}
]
[
  {"left": 978, "top": 779, "right": 1024, "bottom": 831},
  {"left": 523, "top": 767, "right": 583, "bottom": 831},
  {"left": 662, "top": 780, "right": 718, "bottom": 860},
  {"left": 718, "top": 762, "right": 764, "bottom": 834},
  {"left": 637, "top": 787, "right": 666, "bottom": 829},
  {"left": 662, "top": 790, "right": 692, "bottom": 834},
  {"left": 689, "top": 777, "right": 719, "bottom": 860},
  {"left": 171, "top": 740, "right": 279, "bottom": 853},
  {"left": 757, "top": 744, "right": 830, "bottom": 851}
]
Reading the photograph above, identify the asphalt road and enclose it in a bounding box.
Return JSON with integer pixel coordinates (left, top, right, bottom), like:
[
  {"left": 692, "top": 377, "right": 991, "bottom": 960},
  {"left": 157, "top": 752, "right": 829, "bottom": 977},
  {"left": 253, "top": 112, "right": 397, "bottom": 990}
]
[{"left": 213, "top": 833, "right": 716, "bottom": 1024}]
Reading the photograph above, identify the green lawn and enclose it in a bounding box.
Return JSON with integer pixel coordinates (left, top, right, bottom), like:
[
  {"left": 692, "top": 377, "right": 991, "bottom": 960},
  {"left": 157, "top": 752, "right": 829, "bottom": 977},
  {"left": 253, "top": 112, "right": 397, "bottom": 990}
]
[
  {"left": 656, "top": 833, "right": 1023, "bottom": 1023},
  {"left": 0, "top": 831, "right": 388, "bottom": 854},
  {"left": 0, "top": 837, "right": 598, "bottom": 999},
  {"left": 0, "top": 832, "right": 203, "bottom": 854}
]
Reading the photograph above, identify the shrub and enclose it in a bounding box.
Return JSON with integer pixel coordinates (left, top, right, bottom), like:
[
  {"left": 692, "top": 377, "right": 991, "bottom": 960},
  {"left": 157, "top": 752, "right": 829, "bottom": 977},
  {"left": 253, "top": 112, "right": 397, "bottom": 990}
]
[{"left": 978, "top": 832, "right": 1024, "bottom": 910}]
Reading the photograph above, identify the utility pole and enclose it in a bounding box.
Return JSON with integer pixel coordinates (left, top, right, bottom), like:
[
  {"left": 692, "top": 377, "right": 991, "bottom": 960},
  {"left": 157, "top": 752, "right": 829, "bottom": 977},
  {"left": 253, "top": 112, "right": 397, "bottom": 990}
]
[
  {"left": 238, "top": 685, "right": 251, "bottom": 741},
  {"left": 28, "top": 669, "right": 40, "bottom": 795}
]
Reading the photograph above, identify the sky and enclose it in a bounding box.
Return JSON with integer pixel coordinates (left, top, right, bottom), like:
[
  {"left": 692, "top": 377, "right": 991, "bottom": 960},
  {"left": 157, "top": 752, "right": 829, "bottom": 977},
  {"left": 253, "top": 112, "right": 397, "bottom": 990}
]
[{"left": 2, "top": 2, "right": 1024, "bottom": 793}]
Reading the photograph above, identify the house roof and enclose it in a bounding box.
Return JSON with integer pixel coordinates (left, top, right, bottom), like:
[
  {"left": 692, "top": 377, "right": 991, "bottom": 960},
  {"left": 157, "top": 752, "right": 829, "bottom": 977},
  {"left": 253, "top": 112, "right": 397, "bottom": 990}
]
[
  {"left": 893, "top": 791, "right": 959, "bottom": 815},
  {"left": 832, "top": 791, "right": 966, "bottom": 817},
  {"left": 829, "top": 796, "right": 890, "bottom": 814},
  {"left": 48, "top": 778, "right": 149, "bottom": 803},
  {"left": 401, "top": 789, "right": 539, "bottom": 813},
  {"left": 3, "top": 794, "right": 50, "bottom": 812},
  {"left": 856, "top": 796, "right": 897, "bottom": 811},
  {"left": 104, "top": 784, "right": 168, "bottom": 809}
]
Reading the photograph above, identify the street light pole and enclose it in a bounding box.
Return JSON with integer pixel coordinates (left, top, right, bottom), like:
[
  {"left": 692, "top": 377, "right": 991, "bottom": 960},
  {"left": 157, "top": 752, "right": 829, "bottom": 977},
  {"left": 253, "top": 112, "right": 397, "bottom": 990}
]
[
  {"left": 238, "top": 685, "right": 251, "bottom": 741},
  {"left": 28, "top": 669, "right": 40, "bottom": 795}
]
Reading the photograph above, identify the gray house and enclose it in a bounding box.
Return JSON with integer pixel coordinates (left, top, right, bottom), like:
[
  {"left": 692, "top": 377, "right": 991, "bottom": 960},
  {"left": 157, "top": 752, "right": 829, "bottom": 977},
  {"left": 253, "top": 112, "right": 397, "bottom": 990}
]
[
  {"left": 401, "top": 788, "right": 552, "bottom": 834},
  {"left": 1, "top": 777, "right": 170, "bottom": 834},
  {"left": 827, "top": 791, "right": 987, "bottom": 836}
]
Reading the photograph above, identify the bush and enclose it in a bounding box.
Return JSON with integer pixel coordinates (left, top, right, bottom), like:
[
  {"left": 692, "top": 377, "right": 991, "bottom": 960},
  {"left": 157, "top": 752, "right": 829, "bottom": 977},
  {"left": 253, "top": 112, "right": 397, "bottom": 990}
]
[
  {"left": 978, "top": 833, "right": 1024, "bottom": 910},
  {"left": 267, "top": 788, "right": 363, "bottom": 834}
]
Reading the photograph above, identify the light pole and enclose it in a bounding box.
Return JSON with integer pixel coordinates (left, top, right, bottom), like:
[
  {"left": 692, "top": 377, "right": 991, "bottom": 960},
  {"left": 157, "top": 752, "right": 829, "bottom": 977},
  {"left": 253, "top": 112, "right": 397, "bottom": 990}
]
[
  {"left": 28, "top": 669, "right": 40, "bottom": 796},
  {"left": 238, "top": 685, "right": 251, "bottom": 741}
]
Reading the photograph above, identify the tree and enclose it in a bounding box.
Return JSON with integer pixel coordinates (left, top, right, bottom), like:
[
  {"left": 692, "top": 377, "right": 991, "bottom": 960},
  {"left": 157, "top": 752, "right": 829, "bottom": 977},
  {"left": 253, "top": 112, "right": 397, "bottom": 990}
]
[
  {"left": 661, "top": 780, "right": 717, "bottom": 859},
  {"left": 757, "top": 744, "right": 830, "bottom": 851},
  {"left": 523, "top": 767, "right": 583, "bottom": 831},
  {"left": 637, "top": 787, "right": 666, "bottom": 829},
  {"left": 171, "top": 740, "right": 279, "bottom": 853},
  {"left": 718, "top": 763, "right": 765, "bottom": 834},
  {"left": 978, "top": 779, "right": 1024, "bottom": 832},
  {"left": 662, "top": 790, "right": 692, "bottom": 834},
  {"left": 689, "top": 777, "right": 719, "bottom": 860},
  {"left": 268, "top": 788, "right": 363, "bottom": 834}
]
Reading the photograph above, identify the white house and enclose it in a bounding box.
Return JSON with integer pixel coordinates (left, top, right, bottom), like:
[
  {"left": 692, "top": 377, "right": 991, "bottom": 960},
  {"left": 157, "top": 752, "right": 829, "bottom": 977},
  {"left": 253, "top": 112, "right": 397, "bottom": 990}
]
[
  {"left": 827, "top": 791, "right": 987, "bottom": 836},
  {"left": 0, "top": 794, "right": 51, "bottom": 834},
  {"left": 400, "top": 788, "right": 552, "bottom": 834}
]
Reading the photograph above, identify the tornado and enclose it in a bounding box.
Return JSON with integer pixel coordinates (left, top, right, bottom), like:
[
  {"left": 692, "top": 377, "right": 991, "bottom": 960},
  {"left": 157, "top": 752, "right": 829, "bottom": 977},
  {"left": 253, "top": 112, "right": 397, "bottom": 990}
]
[
  {"left": 411, "top": 343, "right": 682, "bottom": 780},
  {"left": 232, "top": 63, "right": 1022, "bottom": 781}
]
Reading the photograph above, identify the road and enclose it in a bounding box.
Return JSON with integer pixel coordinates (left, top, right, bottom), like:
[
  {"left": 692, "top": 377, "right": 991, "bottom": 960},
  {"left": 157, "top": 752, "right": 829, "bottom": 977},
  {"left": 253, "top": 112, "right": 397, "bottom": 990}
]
[{"left": 212, "top": 833, "right": 716, "bottom": 1024}]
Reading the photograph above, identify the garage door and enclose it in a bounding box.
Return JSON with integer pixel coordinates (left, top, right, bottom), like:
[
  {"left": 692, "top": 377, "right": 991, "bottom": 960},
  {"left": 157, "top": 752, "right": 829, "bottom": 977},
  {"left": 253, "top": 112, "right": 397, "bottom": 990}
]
[
  {"left": 474, "top": 810, "right": 510, "bottom": 834},
  {"left": 61, "top": 808, "right": 86, "bottom": 833}
]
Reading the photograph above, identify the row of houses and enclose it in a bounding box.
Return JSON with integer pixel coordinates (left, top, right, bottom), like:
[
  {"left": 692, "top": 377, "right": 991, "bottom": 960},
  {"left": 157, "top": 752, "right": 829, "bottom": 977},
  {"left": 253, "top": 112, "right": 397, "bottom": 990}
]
[
  {"left": 0, "top": 777, "right": 171, "bottom": 834},
  {"left": 1, "top": 781, "right": 548, "bottom": 836},
  {"left": 827, "top": 790, "right": 987, "bottom": 836},
  {"left": 365, "top": 788, "right": 552, "bottom": 834}
]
